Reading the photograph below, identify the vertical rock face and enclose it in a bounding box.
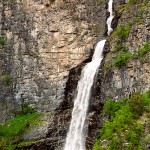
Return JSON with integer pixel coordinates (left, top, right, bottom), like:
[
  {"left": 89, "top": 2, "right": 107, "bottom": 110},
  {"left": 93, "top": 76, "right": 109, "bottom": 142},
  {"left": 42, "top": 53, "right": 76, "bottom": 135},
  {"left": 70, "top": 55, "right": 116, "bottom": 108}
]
[
  {"left": 0, "top": 0, "right": 106, "bottom": 122},
  {"left": 86, "top": 1, "right": 150, "bottom": 149},
  {"left": 2, "top": 0, "right": 149, "bottom": 150},
  {"left": 101, "top": 1, "right": 150, "bottom": 102}
]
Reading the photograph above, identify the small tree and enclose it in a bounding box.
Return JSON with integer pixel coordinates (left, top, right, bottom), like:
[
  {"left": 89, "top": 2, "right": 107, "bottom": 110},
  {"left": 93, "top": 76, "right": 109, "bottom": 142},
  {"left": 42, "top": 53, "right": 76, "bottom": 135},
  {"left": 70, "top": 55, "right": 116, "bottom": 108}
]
[{"left": 128, "top": 91, "right": 145, "bottom": 117}]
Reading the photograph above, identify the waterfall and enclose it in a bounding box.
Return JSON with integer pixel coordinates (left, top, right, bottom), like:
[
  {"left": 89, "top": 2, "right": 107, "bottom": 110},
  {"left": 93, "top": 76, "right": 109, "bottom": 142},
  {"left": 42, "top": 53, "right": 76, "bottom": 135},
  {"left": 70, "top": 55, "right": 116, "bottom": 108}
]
[
  {"left": 64, "top": 1, "right": 113, "bottom": 150},
  {"left": 64, "top": 40, "right": 106, "bottom": 150},
  {"left": 107, "top": 0, "right": 114, "bottom": 35}
]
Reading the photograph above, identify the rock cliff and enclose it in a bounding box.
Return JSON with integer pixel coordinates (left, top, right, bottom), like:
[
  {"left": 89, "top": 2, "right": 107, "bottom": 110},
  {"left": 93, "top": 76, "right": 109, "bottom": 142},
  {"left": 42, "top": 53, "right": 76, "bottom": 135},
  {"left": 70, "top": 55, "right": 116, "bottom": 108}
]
[
  {"left": 0, "top": 0, "right": 106, "bottom": 149},
  {"left": 0, "top": 0, "right": 149, "bottom": 150},
  {"left": 101, "top": 0, "right": 150, "bottom": 103},
  {"left": 0, "top": 0, "right": 106, "bottom": 122}
]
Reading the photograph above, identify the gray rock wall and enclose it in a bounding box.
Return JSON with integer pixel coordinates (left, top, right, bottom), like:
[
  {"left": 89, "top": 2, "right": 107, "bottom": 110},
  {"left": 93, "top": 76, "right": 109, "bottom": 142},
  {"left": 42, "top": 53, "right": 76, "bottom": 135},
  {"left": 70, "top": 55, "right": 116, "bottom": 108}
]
[
  {"left": 0, "top": 0, "right": 106, "bottom": 122},
  {"left": 101, "top": 1, "right": 150, "bottom": 102}
]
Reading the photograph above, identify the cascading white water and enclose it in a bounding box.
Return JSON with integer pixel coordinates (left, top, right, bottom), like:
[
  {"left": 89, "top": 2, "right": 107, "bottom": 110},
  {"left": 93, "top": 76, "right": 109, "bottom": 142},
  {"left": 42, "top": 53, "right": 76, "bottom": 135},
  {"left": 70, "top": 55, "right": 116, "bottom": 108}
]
[
  {"left": 64, "top": 1, "right": 114, "bottom": 150},
  {"left": 64, "top": 40, "right": 106, "bottom": 150},
  {"left": 107, "top": 0, "right": 114, "bottom": 35}
]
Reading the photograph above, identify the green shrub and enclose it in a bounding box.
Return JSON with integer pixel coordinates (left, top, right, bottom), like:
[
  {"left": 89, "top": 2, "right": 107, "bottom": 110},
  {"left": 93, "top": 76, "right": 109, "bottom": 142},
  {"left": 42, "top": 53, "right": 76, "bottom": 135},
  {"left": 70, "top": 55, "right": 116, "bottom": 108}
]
[
  {"left": 114, "top": 106, "right": 133, "bottom": 126},
  {"left": 126, "top": 122, "right": 143, "bottom": 146},
  {"left": 115, "top": 44, "right": 129, "bottom": 52},
  {"left": 122, "top": 46, "right": 129, "bottom": 52},
  {"left": 104, "top": 100, "right": 123, "bottom": 117},
  {"left": 93, "top": 140, "right": 102, "bottom": 150},
  {"left": 114, "top": 53, "right": 131, "bottom": 68},
  {"left": 114, "top": 43, "right": 149, "bottom": 68},
  {"left": 128, "top": 0, "right": 139, "bottom": 5},
  {"left": 2, "top": 75, "right": 12, "bottom": 84},
  {"left": 115, "top": 24, "right": 132, "bottom": 41},
  {"left": 109, "top": 136, "right": 122, "bottom": 150},
  {"left": 93, "top": 91, "right": 150, "bottom": 150},
  {"left": 17, "top": 103, "right": 35, "bottom": 115},
  {"left": 128, "top": 91, "right": 147, "bottom": 117},
  {"left": 137, "top": 43, "right": 150, "bottom": 56},
  {"left": 0, "top": 36, "right": 5, "bottom": 46},
  {"left": 105, "top": 43, "right": 149, "bottom": 69},
  {"left": 114, "top": 43, "right": 123, "bottom": 52}
]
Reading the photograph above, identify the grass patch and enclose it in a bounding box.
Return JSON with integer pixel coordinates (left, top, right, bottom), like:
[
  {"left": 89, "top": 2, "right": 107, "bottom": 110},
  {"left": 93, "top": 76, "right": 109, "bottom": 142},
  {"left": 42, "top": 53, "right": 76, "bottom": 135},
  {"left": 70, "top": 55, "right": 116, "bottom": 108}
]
[
  {"left": 16, "top": 140, "right": 40, "bottom": 148},
  {"left": 93, "top": 90, "right": 150, "bottom": 150},
  {"left": 128, "top": 0, "right": 139, "bottom": 6},
  {"left": 132, "top": 43, "right": 150, "bottom": 58},
  {"left": 0, "top": 114, "right": 40, "bottom": 138},
  {"left": 0, "top": 113, "right": 41, "bottom": 149}
]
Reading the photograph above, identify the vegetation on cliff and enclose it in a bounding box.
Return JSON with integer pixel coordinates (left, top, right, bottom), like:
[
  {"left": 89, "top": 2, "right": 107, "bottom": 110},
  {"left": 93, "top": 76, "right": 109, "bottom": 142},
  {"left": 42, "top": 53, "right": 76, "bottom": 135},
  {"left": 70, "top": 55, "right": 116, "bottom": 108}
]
[
  {"left": 0, "top": 108, "right": 42, "bottom": 150},
  {"left": 93, "top": 90, "right": 150, "bottom": 150},
  {"left": 96, "top": 0, "right": 150, "bottom": 149},
  {"left": 113, "top": 42, "right": 150, "bottom": 68},
  {"left": 104, "top": 0, "right": 150, "bottom": 69},
  {"left": 0, "top": 36, "right": 5, "bottom": 46}
]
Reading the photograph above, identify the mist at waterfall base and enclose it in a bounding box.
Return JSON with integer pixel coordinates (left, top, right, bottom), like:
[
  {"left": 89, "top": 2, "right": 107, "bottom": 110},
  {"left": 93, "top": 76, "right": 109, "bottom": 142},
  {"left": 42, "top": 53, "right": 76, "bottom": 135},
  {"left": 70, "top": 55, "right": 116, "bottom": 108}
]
[
  {"left": 64, "top": 0, "right": 113, "bottom": 150},
  {"left": 64, "top": 40, "right": 106, "bottom": 150}
]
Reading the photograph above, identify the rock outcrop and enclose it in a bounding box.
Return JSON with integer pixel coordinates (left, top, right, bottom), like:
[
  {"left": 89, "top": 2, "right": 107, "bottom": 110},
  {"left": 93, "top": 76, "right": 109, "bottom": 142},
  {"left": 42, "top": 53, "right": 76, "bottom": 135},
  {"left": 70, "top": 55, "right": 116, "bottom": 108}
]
[
  {"left": 101, "top": 1, "right": 150, "bottom": 102},
  {"left": 0, "top": 0, "right": 106, "bottom": 122}
]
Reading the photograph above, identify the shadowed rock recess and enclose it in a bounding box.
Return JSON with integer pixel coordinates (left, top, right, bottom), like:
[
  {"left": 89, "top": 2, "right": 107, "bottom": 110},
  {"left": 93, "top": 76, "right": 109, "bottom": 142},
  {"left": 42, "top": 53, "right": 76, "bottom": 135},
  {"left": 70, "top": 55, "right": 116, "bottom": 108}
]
[{"left": 0, "top": 0, "right": 149, "bottom": 150}]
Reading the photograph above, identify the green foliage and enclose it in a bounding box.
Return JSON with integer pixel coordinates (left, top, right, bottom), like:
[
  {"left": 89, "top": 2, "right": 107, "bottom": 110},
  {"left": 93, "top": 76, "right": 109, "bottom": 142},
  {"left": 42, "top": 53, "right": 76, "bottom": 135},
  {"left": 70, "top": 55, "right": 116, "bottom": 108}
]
[
  {"left": 126, "top": 121, "right": 143, "bottom": 146},
  {"left": 2, "top": 75, "right": 12, "bottom": 84},
  {"left": 137, "top": 43, "right": 150, "bottom": 56},
  {"left": 115, "top": 24, "right": 132, "bottom": 41},
  {"left": 93, "top": 140, "right": 102, "bottom": 150},
  {"left": 0, "top": 114, "right": 41, "bottom": 149},
  {"left": 16, "top": 140, "right": 39, "bottom": 148},
  {"left": 105, "top": 43, "right": 150, "bottom": 69},
  {"left": 128, "top": 0, "right": 139, "bottom": 5},
  {"left": 127, "top": 0, "right": 149, "bottom": 6},
  {"left": 93, "top": 90, "right": 150, "bottom": 150},
  {"left": 114, "top": 41, "right": 129, "bottom": 52},
  {"left": 114, "top": 53, "right": 131, "bottom": 68},
  {"left": 17, "top": 103, "right": 35, "bottom": 115},
  {"left": 110, "top": 23, "right": 132, "bottom": 68},
  {"left": 98, "top": 0, "right": 105, "bottom": 5},
  {"left": 132, "top": 43, "right": 150, "bottom": 59},
  {"left": 0, "top": 36, "right": 5, "bottom": 46},
  {"left": 132, "top": 17, "right": 144, "bottom": 24},
  {"left": 104, "top": 100, "right": 123, "bottom": 117},
  {"left": 0, "top": 114, "right": 40, "bottom": 138},
  {"left": 128, "top": 91, "right": 147, "bottom": 117}
]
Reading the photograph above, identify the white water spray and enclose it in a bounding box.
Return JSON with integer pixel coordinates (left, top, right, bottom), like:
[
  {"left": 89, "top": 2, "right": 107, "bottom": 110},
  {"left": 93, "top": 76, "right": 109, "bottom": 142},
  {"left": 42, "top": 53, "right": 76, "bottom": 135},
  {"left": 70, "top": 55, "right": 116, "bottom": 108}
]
[
  {"left": 107, "top": 0, "right": 114, "bottom": 35},
  {"left": 64, "top": 0, "right": 114, "bottom": 150}
]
